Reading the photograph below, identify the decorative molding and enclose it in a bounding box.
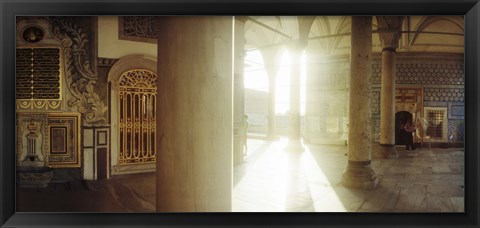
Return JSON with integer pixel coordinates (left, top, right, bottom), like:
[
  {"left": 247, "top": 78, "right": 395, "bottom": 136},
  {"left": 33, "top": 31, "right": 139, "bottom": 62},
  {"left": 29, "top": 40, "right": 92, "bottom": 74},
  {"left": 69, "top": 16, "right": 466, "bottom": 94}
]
[{"left": 16, "top": 100, "right": 62, "bottom": 112}]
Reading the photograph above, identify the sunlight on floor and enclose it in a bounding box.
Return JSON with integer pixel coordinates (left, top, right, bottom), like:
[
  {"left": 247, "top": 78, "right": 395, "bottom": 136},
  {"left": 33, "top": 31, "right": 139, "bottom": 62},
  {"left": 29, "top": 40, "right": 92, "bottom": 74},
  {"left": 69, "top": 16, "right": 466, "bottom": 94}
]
[
  {"left": 301, "top": 146, "right": 347, "bottom": 212},
  {"left": 233, "top": 137, "right": 346, "bottom": 212}
]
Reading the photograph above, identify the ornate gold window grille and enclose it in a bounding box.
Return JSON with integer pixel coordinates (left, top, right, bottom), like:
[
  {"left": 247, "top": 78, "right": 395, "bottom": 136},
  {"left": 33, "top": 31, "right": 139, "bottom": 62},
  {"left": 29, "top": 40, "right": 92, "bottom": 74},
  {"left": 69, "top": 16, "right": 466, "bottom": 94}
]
[
  {"left": 426, "top": 109, "right": 445, "bottom": 140},
  {"left": 118, "top": 70, "right": 157, "bottom": 165}
]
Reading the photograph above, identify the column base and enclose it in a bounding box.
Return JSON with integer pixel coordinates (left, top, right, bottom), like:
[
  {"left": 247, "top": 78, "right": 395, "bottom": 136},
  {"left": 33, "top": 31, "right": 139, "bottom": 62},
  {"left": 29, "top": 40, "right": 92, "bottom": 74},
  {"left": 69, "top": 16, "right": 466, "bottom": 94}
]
[
  {"left": 342, "top": 160, "right": 379, "bottom": 190},
  {"left": 373, "top": 143, "right": 398, "bottom": 159}
]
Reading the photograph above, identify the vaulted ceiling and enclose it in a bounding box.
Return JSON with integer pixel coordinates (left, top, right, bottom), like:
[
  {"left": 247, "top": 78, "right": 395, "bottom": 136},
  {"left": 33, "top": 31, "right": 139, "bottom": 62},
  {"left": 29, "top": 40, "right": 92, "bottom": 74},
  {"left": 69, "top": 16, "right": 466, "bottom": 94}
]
[{"left": 244, "top": 16, "right": 464, "bottom": 55}]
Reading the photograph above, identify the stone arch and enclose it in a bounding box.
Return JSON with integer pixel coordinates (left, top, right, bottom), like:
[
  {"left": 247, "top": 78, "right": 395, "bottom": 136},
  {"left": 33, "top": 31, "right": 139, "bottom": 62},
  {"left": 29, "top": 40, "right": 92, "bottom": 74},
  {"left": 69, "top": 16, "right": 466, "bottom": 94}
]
[{"left": 107, "top": 54, "right": 158, "bottom": 175}]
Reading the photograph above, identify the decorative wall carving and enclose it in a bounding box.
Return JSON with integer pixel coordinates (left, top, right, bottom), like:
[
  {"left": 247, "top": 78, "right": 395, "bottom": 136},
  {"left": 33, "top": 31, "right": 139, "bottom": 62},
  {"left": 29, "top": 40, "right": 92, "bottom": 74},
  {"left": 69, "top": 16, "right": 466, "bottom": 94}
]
[
  {"left": 49, "top": 16, "right": 107, "bottom": 125},
  {"left": 119, "top": 16, "right": 160, "bottom": 44}
]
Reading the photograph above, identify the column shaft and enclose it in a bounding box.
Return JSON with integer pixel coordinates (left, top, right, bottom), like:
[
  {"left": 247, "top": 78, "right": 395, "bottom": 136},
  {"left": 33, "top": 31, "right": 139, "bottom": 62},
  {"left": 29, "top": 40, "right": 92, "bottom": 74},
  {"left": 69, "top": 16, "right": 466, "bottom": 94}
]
[
  {"left": 233, "top": 19, "right": 246, "bottom": 164},
  {"left": 268, "top": 75, "right": 276, "bottom": 138},
  {"left": 379, "top": 49, "right": 396, "bottom": 146},
  {"left": 342, "top": 16, "right": 378, "bottom": 189},
  {"left": 289, "top": 48, "right": 302, "bottom": 140},
  {"left": 261, "top": 48, "right": 281, "bottom": 139},
  {"left": 156, "top": 16, "right": 233, "bottom": 212},
  {"left": 377, "top": 25, "right": 402, "bottom": 158}
]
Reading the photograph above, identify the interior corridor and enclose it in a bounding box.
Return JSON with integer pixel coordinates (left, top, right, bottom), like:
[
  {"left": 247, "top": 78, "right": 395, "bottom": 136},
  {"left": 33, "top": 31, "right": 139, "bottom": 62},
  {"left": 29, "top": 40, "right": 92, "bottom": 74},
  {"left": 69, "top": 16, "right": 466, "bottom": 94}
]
[{"left": 17, "top": 137, "right": 464, "bottom": 213}]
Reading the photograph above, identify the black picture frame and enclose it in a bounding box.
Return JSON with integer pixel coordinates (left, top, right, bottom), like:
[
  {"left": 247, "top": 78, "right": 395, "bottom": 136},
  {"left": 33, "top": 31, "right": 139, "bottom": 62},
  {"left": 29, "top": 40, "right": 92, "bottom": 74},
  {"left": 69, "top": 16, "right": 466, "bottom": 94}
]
[{"left": 1, "top": 0, "right": 479, "bottom": 227}]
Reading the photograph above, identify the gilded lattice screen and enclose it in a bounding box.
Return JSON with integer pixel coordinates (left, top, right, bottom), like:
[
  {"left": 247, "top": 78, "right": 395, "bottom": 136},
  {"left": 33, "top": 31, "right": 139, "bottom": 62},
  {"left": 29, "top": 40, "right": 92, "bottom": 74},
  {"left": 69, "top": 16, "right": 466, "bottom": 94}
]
[{"left": 118, "top": 69, "right": 157, "bottom": 165}]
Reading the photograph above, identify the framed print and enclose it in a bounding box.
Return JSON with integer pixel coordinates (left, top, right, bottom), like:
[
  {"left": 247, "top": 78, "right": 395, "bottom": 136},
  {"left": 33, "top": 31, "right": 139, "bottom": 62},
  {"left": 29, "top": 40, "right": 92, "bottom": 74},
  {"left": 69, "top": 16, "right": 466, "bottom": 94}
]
[{"left": 1, "top": 0, "right": 480, "bottom": 228}]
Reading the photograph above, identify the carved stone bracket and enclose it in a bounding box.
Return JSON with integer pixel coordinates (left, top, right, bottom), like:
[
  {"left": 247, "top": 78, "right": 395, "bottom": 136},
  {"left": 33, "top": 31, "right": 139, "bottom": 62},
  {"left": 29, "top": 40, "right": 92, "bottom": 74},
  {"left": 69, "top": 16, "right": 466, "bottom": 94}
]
[{"left": 50, "top": 17, "right": 107, "bottom": 126}]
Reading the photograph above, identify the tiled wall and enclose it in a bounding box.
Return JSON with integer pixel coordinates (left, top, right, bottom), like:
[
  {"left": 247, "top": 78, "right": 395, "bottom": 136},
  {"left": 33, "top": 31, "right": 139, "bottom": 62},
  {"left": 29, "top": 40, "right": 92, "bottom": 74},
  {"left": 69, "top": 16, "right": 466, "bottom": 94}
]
[{"left": 371, "top": 54, "right": 464, "bottom": 142}]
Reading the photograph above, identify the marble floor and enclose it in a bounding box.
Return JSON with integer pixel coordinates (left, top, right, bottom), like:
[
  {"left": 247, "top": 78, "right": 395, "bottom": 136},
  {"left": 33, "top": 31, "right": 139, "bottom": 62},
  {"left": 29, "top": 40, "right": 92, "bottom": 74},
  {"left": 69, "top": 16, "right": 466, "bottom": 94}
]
[
  {"left": 16, "top": 137, "right": 464, "bottom": 212},
  {"left": 233, "top": 137, "right": 464, "bottom": 212}
]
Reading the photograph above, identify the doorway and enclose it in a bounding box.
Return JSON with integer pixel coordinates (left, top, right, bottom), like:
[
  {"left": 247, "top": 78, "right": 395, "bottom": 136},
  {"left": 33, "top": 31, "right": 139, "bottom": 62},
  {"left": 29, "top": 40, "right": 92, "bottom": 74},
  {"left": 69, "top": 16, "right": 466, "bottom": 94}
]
[{"left": 395, "top": 111, "right": 413, "bottom": 145}]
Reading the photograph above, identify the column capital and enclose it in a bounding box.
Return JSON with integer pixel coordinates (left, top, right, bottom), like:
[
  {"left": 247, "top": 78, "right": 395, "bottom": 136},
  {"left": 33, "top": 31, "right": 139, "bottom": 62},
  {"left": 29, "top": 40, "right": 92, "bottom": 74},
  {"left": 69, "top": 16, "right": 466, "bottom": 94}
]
[
  {"left": 378, "top": 31, "right": 401, "bottom": 51},
  {"left": 376, "top": 16, "right": 404, "bottom": 51}
]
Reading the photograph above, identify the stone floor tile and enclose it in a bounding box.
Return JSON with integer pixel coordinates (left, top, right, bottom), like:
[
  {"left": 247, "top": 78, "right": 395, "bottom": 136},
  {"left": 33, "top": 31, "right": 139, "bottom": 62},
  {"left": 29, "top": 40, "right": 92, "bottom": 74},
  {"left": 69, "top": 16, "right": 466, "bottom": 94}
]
[
  {"left": 450, "top": 197, "right": 465, "bottom": 212},
  {"left": 432, "top": 166, "right": 452, "bottom": 173},
  {"left": 394, "top": 188, "right": 428, "bottom": 211},
  {"left": 426, "top": 196, "right": 455, "bottom": 212},
  {"left": 359, "top": 187, "right": 399, "bottom": 212},
  {"left": 426, "top": 185, "right": 464, "bottom": 197}
]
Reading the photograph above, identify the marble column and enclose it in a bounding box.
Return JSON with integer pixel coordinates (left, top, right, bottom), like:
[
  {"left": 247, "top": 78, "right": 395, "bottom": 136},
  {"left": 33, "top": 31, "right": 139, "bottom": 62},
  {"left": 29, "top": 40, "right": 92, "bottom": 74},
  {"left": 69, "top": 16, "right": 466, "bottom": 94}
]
[
  {"left": 234, "top": 17, "right": 247, "bottom": 164},
  {"left": 288, "top": 45, "right": 304, "bottom": 140},
  {"left": 376, "top": 16, "right": 403, "bottom": 159},
  {"left": 378, "top": 32, "right": 401, "bottom": 158},
  {"left": 156, "top": 16, "right": 233, "bottom": 212},
  {"left": 342, "top": 16, "right": 378, "bottom": 189},
  {"left": 260, "top": 47, "right": 281, "bottom": 140}
]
